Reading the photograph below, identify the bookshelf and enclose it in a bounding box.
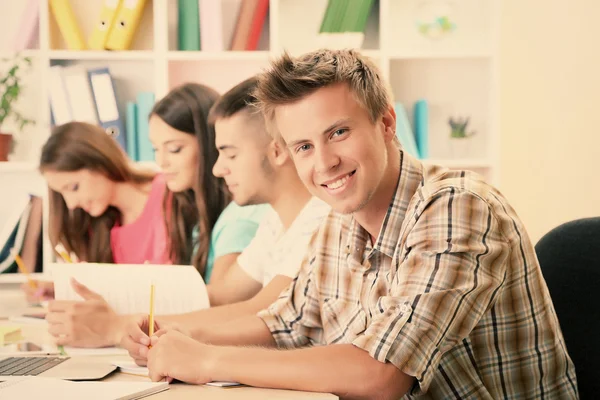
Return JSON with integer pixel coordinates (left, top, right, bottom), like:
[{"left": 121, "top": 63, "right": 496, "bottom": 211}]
[{"left": 0, "top": 0, "right": 500, "bottom": 269}]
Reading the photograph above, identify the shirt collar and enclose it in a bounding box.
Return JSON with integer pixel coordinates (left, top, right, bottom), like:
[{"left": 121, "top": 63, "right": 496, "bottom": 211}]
[{"left": 344, "top": 150, "right": 424, "bottom": 260}]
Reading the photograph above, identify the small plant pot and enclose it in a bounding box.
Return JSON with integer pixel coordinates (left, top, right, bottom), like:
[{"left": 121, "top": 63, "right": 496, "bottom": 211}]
[
  {"left": 449, "top": 137, "right": 473, "bottom": 159},
  {"left": 0, "top": 132, "right": 13, "bottom": 161}
]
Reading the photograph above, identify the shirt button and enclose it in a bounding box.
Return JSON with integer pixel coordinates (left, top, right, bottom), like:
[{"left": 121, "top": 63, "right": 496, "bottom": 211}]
[{"left": 367, "top": 272, "right": 375, "bottom": 280}]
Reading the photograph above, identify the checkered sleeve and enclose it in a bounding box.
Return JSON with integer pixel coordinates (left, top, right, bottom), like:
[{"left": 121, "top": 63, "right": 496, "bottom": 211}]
[
  {"left": 352, "top": 188, "right": 510, "bottom": 393},
  {"left": 257, "top": 234, "right": 323, "bottom": 349}
]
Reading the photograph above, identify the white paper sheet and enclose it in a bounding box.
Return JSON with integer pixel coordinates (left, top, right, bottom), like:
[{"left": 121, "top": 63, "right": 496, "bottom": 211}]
[
  {"left": 0, "top": 376, "right": 169, "bottom": 399},
  {"left": 111, "top": 360, "right": 242, "bottom": 387},
  {"left": 49, "top": 263, "right": 210, "bottom": 315}
]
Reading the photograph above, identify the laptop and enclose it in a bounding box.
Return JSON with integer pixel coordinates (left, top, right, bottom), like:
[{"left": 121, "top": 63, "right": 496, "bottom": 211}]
[{"left": 0, "top": 355, "right": 116, "bottom": 381}]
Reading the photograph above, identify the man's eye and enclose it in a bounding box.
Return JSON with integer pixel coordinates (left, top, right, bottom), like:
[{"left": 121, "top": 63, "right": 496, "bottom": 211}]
[
  {"left": 297, "top": 144, "right": 312, "bottom": 153},
  {"left": 332, "top": 128, "right": 347, "bottom": 138}
]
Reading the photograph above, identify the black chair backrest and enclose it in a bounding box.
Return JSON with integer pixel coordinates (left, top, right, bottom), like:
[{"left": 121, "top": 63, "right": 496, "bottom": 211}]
[{"left": 535, "top": 217, "right": 600, "bottom": 399}]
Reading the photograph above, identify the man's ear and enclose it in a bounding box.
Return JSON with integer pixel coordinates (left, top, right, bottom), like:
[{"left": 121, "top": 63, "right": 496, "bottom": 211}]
[
  {"left": 381, "top": 104, "right": 397, "bottom": 142},
  {"left": 269, "top": 138, "right": 290, "bottom": 167}
]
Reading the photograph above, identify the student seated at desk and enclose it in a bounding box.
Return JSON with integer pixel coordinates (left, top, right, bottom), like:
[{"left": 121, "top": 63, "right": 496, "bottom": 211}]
[
  {"left": 148, "top": 82, "right": 267, "bottom": 284},
  {"left": 26, "top": 84, "right": 266, "bottom": 348},
  {"left": 122, "top": 77, "right": 330, "bottom": 363},
  {"left": 140, "top": 49, "right": 578, "bottom": 399}
]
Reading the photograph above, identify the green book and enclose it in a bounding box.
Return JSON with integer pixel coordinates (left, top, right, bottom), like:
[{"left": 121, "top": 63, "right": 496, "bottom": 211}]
[
  {"left": 341, "top": 0, "right": 362, "bottom": 33},
  {"left": 330, "top": 0, "right": 348, "bottom": 33},
  {"left": 178, "top": 0, "right": 200, "bottom": 51},
  {"left": 319, "top": 0, "right": 336, "bottom": 33},
  {"left": 356, "top": 0, "right": 375, "bottom": 33}
]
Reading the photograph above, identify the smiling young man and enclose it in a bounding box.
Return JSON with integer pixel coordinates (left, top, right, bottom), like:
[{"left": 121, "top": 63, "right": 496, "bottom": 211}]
[
  {"left": 145, "top": 50, "right": 578, "bottom": 399},
  {"left": 121, "top": 77, "right": 330, "bottom": 365}
]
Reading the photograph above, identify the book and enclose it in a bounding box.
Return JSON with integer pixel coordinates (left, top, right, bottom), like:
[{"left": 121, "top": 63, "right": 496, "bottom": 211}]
[{"left": 177, "top": 0, "right": 200, "bottom": 51}]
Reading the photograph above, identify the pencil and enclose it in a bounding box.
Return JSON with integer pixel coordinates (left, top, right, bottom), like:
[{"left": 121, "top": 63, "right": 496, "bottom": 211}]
[
  {"left": 148, "top": 283, "right": 155, "bottom": 347},
  {"left": 55, "top": 243, "right": 73, "bottom": 263},
  {"left": 10, "top": 248, "right": 36, "bottom": 289}
]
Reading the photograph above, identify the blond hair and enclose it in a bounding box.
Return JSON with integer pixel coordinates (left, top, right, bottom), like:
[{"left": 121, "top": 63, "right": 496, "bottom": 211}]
[{"left": 254, "top": 48, "right": 393, "bottom": 139}]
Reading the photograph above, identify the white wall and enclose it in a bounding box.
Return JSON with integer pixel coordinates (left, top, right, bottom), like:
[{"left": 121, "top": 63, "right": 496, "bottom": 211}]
[{"left": 500, "top": 0, "right": 600, "bottom": 243}]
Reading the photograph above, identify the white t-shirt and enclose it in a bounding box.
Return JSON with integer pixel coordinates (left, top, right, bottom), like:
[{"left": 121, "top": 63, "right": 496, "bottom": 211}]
[{"left": 237, "top": 197, "right": 331, "bottom": 286}]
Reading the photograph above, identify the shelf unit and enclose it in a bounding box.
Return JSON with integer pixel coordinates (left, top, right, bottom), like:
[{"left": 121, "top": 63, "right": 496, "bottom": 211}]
[{"left": 0, "top": 0, "right": 500, "bottom": 269}]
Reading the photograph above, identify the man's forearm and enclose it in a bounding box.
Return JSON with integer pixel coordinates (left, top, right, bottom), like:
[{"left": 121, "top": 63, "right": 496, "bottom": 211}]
[
  {"left": 209, "top": 344, "right": 413, "bottom": 400},
  {"left": 158, "top": 300, "right": 268, "bottom": 342}
]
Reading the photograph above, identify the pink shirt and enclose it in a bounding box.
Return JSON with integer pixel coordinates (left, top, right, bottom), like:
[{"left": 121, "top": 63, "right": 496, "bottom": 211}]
[{"left": 110, "top": 174, "right": 171, "bottom": 264}]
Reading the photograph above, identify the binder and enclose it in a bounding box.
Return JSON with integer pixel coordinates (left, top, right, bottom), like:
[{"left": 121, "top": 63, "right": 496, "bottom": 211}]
[
  {"left": 178, "top": 0, "right": 200, "bottom": 51},
  {"left": 105, "top": 0, "right": 148, "bottom": 51},
  {"left": 48, "top": 65, "right": 73, "bottom": 126},
  {"left": 48, "top": 0, "right": 86, "bottom": 50},
  {"left": 88, "top": 0, "right": 123, "bottom": 50},
  {"left": 87, "top": 67, "right": 127, "bottom": 150},
  {"left": 61, "top": 66, "right": 99, "bottom": 124},
  {"left": 13, "top": 0, "right": 39, "bottom": 51},
  {"left": 126, "top": 101, "right": 138, "bottom": 161},
  {"left": 199, "top": 0, "right": 224, "bottom": 51},
  {"left": 135, "top": 92, "right": 155, "bottom": 162},
  {"left": 414, "top": 99, "right": 429, "bottom": 159}
]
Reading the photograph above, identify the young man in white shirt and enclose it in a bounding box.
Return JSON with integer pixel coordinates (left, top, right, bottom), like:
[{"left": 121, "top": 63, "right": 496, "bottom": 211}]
[{"left": 121, "top": 77, "right": 330, "bottom": 365}]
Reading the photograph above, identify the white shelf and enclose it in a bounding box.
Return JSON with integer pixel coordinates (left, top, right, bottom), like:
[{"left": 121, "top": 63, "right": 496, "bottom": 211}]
[
  {"left": 167, "top": 51, "right": 271, "bottom": 62},
  {"left": 48, "top": 50, "right": 155, "bottom": 61}
]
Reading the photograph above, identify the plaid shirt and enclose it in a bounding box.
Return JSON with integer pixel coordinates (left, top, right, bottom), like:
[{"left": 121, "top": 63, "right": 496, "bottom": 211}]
[{"left": 258, "top": 151, "right": 578, "bottom": 399}]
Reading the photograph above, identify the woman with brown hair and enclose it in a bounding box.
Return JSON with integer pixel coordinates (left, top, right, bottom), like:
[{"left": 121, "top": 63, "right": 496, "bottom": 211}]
[{"left": 40, "top": 122, "right": 169, "bottom": 265}]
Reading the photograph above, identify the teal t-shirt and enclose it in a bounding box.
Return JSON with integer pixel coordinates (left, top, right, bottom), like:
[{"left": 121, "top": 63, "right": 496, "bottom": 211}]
[{"left": 194, "top": 202, "right": 270, "bottom": 283}]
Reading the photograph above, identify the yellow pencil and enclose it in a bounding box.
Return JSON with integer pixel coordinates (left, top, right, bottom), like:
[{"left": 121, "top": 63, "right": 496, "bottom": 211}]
[
  {"left": 55, "top": 243, "right": 73, "bottom": 263},
  {"left": 10, "top": 248, "right": 36, "bottom": 289},
  {"left": 148, "top": 283, "right": 155, "bottom": 347}
]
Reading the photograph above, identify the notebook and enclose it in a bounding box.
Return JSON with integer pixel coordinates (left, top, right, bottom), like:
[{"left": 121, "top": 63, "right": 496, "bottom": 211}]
[
  {"left": 0, "top": 326, "right": 22, "bottom": 346},
  {"left": 48, "top": 263, "right": 210, "bottom": 315},
  {"left": 112, "top": 360, "right": 242, "bottom": 387},
  {"left": 0, "top": 376, "right": 169, "bottom": 399}
]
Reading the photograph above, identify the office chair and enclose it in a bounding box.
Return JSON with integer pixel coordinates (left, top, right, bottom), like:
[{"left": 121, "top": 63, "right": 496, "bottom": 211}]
[{"left": 535, "top": 217, "right": 600, "bottom": 399}]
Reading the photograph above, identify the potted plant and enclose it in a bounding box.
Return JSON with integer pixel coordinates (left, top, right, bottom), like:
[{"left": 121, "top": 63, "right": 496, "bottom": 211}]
[
  {"left": 448, "top": 116, "right": 476, "bottom": 158},
  {"left": 0, "top": 53, "right": 35, "bottom": 162}
]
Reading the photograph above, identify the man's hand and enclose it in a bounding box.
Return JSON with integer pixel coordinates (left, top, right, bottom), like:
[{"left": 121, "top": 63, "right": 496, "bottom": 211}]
[
  {"left": 121, "top": 315, "right": 190, "bottom": 366},
  {"left": 21, "top": 280, "right": 54, "bottom": 303},
  {"left": 147, "top": 330, "right": 214, "bottom": 384},
  {"left": 45, "top": 278, "right": 123, "bottom": 347}
]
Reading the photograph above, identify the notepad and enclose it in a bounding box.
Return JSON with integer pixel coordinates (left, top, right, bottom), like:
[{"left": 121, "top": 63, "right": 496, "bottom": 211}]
[
  {"left": 0, "top": 325, "right": 23, "bottom": 346},
  {"left": 112, "top": 360, "right": 242, "bottom": 387},
  {"left": 49, "top": 263, "right": 210, "bottom": 315},
  {"left": 0, "top": 376, "right": 169, "bottom": 399}
]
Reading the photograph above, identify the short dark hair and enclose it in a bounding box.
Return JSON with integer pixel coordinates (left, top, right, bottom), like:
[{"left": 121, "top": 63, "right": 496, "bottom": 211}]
[{"left": 208, "top": 76, "right": 260, "bottom": 124}]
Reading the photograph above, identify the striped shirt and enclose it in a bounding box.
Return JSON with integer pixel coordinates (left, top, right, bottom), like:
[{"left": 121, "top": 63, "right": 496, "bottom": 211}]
[{"left": 258, "top": 151, "right": 578, "bottom": 399}]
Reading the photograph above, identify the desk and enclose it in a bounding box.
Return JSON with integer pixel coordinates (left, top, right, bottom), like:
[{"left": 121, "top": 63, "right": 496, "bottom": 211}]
[{"left": 0, "top": 286, "right": 337, "bottom": 400}]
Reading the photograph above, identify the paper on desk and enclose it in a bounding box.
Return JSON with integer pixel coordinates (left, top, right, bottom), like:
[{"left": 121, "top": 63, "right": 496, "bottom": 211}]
[
  {"left": 0, "top": 376, "right": 169, "bottom": 399},
  {"left": 61, "top": 346, "right": 129, "bottom": 356},
  {"left": 49, "top": 263, "right": 210, "bottom": 315},
  {"left": 111, "top": 360, "right": 242, "bottom": 387}
]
